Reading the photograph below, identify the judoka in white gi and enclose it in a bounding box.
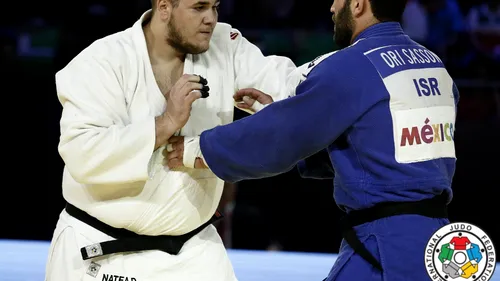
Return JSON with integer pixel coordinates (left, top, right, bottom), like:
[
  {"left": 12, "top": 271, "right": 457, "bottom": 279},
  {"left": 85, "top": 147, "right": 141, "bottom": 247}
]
[{"left": 45, "top": 0, "right": 301, "bottom": 280}]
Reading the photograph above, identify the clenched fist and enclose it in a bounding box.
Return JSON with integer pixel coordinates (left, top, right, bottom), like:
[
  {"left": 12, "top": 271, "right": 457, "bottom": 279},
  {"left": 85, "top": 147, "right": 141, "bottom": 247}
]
[{"left": 163, "top": 74, "right": 210, "bottom": 131}]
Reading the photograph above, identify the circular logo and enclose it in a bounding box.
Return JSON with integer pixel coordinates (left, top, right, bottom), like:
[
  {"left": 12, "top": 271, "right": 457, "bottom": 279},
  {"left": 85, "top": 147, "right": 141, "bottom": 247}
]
[{"left": 425, "top": 222, "right": 496, "bottom": 280}]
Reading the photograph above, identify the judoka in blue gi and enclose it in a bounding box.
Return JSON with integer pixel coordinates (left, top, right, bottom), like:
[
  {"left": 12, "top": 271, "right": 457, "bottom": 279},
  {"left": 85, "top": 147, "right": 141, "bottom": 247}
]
[{"left": 164, "top": 0, "right": 460, "bottom": 280}]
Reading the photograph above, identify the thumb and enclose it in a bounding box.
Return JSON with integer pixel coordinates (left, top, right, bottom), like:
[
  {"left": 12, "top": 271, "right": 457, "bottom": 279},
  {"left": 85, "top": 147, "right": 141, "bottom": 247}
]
[
  {"left": 233, "top": 88, "right": 253, "bottom": 101},
  {"left": 243, "top": 96, "right": 267, "bottom": 112},
  {"left": 186, "top": 90, "right": 202, "bottom": 104},
  {"left": 250, "top": 99, "right": 268, "bottom": 112},
  {"left": 242, "top": 96, "right": 256, "bottom": 106},
  {"left": 234, "top": 88, "right": 263, "bottom": 102}
]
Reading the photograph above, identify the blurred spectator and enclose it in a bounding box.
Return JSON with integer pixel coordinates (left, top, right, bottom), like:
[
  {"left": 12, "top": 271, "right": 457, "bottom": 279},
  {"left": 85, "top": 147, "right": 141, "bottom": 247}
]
[
  {"left": 402, "top": 0, "right": 428, "bottom": 44},
  {"left": 464, "top": 0, "right": 500, "bottom": 79},
  {"left": 467, "top": 0, "right": 500, "bottom": 36},
  {"left": 467, "top": 0, "right": 500, "bottom": 60},
  {"left": 420, "top": 0, "right": 465, "bottom": 62}
]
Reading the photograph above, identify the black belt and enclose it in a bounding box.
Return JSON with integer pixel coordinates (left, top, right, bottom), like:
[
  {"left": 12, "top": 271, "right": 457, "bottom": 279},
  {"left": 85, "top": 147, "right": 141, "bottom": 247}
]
[
  {"left": 65, "top": 203, "right": 223, "bottom": 260},
  {"left": 339, "top": 194, "right": 448, "bottom": 272}
]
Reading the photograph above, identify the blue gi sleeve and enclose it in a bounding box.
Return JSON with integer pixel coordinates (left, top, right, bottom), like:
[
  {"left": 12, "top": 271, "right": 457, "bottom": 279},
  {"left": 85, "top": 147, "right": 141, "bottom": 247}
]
[
  {"left": 296, "top": 149, "right": 334, "bottom": 180},
  {"left": 200, "top": 60, "right": 362, "bottom": 183}
]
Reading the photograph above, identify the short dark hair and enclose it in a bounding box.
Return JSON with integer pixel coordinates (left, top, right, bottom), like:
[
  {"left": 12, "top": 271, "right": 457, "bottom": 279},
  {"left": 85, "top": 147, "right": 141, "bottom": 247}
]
[
  {"left": 369, "top": 0, "right": 408, "bottom": 22},
  {"left": 151, "top": 0, "right": 180, "bottom": 10}
]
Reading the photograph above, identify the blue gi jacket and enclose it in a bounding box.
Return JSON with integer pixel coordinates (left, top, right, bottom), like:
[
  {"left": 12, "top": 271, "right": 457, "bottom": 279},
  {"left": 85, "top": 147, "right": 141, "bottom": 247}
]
[{"left": 200, "top": 22, "right": 459, "bottom": 212}]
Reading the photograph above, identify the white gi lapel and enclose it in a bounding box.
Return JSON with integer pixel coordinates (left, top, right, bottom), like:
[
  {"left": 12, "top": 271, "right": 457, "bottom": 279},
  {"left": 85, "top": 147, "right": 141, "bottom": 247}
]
[
  {"left": 131, "top": 10, "right": 168, "bottom": 117},
  {"left": 180, "top": 52, "right": 224, "bottom": 137}
]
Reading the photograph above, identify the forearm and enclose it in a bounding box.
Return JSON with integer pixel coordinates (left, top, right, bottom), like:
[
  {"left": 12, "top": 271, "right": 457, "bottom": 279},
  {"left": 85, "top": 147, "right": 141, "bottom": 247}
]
[
  {"left": 154, "top": 114, "right": 178, "bottom": 151},
  {"left": 200, "top": 95, "right": 339, "bottom": 183}
]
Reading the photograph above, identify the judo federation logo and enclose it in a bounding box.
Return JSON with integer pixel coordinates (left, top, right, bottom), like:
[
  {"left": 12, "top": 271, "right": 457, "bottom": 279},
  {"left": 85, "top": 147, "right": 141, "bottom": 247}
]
[{"left": 425, "top": 222, "right": 496, "bottom": 281}]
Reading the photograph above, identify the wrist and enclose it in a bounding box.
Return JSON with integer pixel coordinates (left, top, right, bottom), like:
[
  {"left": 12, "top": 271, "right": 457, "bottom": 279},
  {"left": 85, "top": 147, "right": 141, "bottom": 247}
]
[{"left": 154, "top": 115, "right": 177, "bottom": 150}]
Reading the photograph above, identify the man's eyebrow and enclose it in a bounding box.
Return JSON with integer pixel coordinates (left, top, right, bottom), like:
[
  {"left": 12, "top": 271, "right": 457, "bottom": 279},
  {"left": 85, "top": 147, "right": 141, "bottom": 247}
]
[{"left": 193, "top": 0, "right": 220, "bottom": 6}]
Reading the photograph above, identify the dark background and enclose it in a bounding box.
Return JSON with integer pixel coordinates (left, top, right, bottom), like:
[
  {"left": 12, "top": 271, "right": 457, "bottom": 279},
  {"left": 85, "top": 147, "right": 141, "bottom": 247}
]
[{"left": 1, "top": 0, "right": 499, "bottom": 258}]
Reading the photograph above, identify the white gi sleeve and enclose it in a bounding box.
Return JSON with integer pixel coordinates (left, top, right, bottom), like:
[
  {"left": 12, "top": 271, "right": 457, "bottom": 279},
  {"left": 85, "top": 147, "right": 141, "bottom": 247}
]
[
  {"left": 286, "top": 61, "right": 310, "bottom": 97},
  {"left": 230, "top": 28, "right": 298, "bottom": 101},
  {"left": 286, "top": 51, "right": 338, "bottom": 97},
  {"left": 56, "top": 57, "right": 156, "bottom": 185}
]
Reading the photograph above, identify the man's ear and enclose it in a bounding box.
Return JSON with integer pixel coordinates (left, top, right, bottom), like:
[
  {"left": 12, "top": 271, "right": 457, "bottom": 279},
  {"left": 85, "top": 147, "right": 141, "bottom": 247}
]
[
  {"left": 351, "top": 0, "right": 367, "bottom": 18},
  {"left": 156, "top": 0, "right": 173, "bottom": 21}
]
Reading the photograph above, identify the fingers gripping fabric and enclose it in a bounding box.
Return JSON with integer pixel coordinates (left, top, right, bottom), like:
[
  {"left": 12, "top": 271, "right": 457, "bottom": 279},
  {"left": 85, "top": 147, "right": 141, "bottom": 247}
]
[{"left": 183, "top": 136, "right": 203, "bottom": 168}]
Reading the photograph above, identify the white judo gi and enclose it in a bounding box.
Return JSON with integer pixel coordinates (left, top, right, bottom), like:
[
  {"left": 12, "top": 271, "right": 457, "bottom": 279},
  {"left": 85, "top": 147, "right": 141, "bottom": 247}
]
[{"left": 45, "top": 10, "right": 300, "bottom": 281}]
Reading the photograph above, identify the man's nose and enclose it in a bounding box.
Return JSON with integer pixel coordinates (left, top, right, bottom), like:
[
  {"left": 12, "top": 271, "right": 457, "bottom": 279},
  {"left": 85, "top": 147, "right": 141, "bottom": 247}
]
[{"left": 203, "top": 10, "right": 217, "bottom": 25}]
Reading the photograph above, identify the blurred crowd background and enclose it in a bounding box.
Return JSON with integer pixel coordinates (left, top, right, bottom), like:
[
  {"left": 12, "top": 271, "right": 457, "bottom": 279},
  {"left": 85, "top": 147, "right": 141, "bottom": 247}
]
[{"left": 2, "top": 0, "right": 499, "bottom": 256}]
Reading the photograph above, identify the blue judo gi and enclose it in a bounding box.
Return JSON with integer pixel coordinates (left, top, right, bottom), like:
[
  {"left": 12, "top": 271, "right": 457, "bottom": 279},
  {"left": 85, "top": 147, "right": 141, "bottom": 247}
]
[{"left": 199, "top": 22, "right": 459, "bottom": 281}]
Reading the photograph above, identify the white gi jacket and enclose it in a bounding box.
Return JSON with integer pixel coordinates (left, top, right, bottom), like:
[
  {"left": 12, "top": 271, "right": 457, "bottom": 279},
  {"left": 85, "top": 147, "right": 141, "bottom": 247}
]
[{"left": 56, "top": 10, "right": 299, "bottom": 236}]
